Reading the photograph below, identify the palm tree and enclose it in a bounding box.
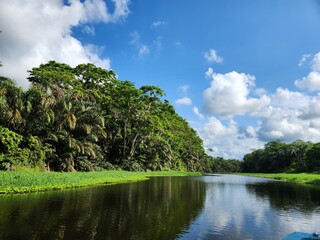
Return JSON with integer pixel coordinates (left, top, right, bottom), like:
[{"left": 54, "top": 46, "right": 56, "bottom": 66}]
[
  {"left": 43, "top": 87, "right": 106, "bottom": 171},
  {"left": 0, "top": 77, "right": 24, "bottom": 131}
]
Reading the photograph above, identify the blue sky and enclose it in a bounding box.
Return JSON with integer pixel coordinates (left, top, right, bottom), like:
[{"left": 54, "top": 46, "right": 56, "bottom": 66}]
[{"left": 1, "top": 0, "right": 320, "bottom": 159}]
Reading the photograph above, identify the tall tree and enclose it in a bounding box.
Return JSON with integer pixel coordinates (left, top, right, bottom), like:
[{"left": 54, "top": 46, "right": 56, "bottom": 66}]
[{"left": 0, "top": 61, "right": 207, "bottom": 172}]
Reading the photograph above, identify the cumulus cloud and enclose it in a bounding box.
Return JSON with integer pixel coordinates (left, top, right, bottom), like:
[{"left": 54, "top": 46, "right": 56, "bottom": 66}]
[
  {"left": 0, "top": 0, "right": 130, "bottom": 88},
  {"left": 253, "top": 87, "right": 320, "bottom": 143},
  {"left": 198, "top": 117, "right": 264, "bottom": 159},
  {"left": 295, "top": 52, "right": 320, "bottom": 91},
  {"left": 295, "top": 71, "right": 320, "bottom": 91},
  {"left": 271, "top": 88, "right": 310, "bottom": 109},
  {"left": 300, "top": 96, "right": 320, "bottom": 120},
  {"left": 204, "top": 49, "right": 223, "bottom": 63},
  {"left": 203, "top": 71, "right": 270, "bottom": 118},
  {"left": 83, "top": 0, "right": 110, "bottom": 22},
  {"left": 257, "top": 106, "right": 320, "bottom": 142},
  {"left": 175, "top": 97, "right": 192, "bottom": 106},
  {"left": 197, "top": 54, "right": 320, "bottom": 159}
]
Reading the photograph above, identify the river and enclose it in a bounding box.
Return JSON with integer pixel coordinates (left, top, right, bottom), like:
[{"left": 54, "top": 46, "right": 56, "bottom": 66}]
[{"left": 1, "top": 175, "right": 320, "bottom": 239}]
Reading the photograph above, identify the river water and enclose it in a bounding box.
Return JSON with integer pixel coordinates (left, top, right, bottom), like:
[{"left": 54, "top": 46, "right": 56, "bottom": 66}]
[{"left": 1, "top": 175, "right": 320, "bottom": 239}]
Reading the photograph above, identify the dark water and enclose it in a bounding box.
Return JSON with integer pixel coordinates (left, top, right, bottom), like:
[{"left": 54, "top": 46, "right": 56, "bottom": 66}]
[{"left": 1, "top": 175, "right": 320, "bottom": 239}]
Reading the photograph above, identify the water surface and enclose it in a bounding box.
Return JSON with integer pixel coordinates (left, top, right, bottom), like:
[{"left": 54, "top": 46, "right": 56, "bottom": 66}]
[
  {"left": 1, "top": 175, "right": 320, "bottom": 239},
  {"left": 178, "top": 175, "right": 320, "bottom": 240}
]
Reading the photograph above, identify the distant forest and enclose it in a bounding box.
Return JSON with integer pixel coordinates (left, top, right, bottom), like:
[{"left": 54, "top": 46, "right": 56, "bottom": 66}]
[
  {"left": 242, "top": 140, "right": 320, "bottom": 173},
  {"left": 1, "top": 62, "right": 319, "bottom": 173}
]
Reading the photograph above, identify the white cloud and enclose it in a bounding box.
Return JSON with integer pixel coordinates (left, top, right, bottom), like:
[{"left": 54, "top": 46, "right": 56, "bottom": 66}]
[
  {"left": 295, "top": 71, "right": 320, "bottom": 91},
  {"left": 257, "top": 106, "right": 320, "bottom": 142},
  {"left": 0, "top": 0, "right": 130, "bottom": 88},
  {"left": 83, "top": 0, "right": 130, "bottom": 22},
  {"left": 83, "top": 0, "right": 110, "bottom": 22},
  {"left": 198, "top": 117, "right": 264, "bottom": 159},
  {"left": 193, "top": 106, "right": 204, "bottom": 119},
  {"left": 254, "top": 88, "right": 268, "bottom": 97},
  {"left": 251, "top": 87, "right": 320, "bottom": 143},
  {"left": 82, "top": 25, "right": 95, "bottom": 35},
  {"left": 138, "top": 45, "right": 150, "bottom": 57},
  {"left": 312, "top": 52, "right": 320, "bottom": 71},
  {"left": 253, "top": 88, "right": 320, "bottom": 143},
  {"left": 111, "top": 0, "right": 131, "bottom": 21},
  {"left": 84, "top": 44, "right": 111, "bottom": 69},
  {"left": 295, "top": 52, "right": 320, "bottom": 91},
  {"left": 179, "top": 84, "right": 190, "bottom": 93},
  {"left": 198, "top": 95, "right": 320, "bottom": 158},
  {"left": 151, "top": 21, "right": 167, "bottom": 28},
  {"left": 298, "top": 54, "right": 311, "bottom": 67},
  {"left": 205, "top": 67, "right": 214, "bottom": 78},
  {"left": 197, "top": 59, "right": 320, "bottom": 159},
  {"left": 204, "top": 49, "right": 223, "bottom": 63},
  {"left": 203, "top": 71, "right": 270, "bottom": 118},
  {"left": 130, "top": 31, "right": 151, "bottom": 57},
  {"left": 246, "top": 125, "right": 257, "bottom": 138},
  {"left": 301, "top": 95, "right": 320, "bottom": 120},
  {"left": 175, "top": 97, "right": 192, "bottom": 106},
  {"left": 271, "top": 88, "right": 310, "bottom": 109}
]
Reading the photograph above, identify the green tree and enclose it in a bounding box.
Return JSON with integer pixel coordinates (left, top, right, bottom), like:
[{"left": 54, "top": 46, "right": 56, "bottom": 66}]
[
  {"left": 305, "top": 143, "right": 320, "bottom": 171},
  {"left": 0, "top": 61, "right": 207, "bottom": 172},
  {"left": 0, "top": 77, "right": 25, "bottom": 131}
]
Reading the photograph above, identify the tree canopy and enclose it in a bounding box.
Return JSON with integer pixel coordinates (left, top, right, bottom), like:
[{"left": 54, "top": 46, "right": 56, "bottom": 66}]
[
  {"left": 241, "top": 140, "right": 320, "bottom": 173},
  {"left": 5, "top": 61, "right": 319, "bottom": 174},
  {"left": 0, "top": 61, "right": 208, "bottom": 172}
]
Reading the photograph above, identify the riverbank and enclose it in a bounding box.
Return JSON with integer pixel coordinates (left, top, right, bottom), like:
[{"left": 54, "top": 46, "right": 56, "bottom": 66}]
[
  {"left": 0, "top": 170, "right": 201, "bottom": 194},
  {"left": 239, "top": 173, "right": 320, "bottom": 185}
]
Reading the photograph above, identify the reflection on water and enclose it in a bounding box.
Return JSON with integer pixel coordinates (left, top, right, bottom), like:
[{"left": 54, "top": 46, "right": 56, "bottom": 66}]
[
  {"left": 0, "top": 177, "right": 206, "bottom": 240},
  {"left": 1, "top": 175, "right": 320, "bottom": 240},
  {"left": 178, "top": 175, "right": 320, "bottom": 240},
  {"left": 247, "top": 181, "right": 320, "bottom": 212}
]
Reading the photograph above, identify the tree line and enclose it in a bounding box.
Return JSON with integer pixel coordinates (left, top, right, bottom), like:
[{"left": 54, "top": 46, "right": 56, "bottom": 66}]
[
  {"left": 7, "top": 61, "right": 318, "bottom": 174},
  {"left": 241, "top": 140, "right": 320, "bottom": 173},
  {"left": 0, "top": 61, "right": 216, "bottom": 172}
]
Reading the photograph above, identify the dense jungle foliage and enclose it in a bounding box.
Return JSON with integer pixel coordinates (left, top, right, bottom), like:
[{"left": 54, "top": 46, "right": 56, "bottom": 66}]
[
  {"left": 242, "top": 140, "right": 320, "bottom": 173},
  {"left": 4, "top": 62, "right": 320, "bottom": 174},
  {"left": 0, "top": 61, "right": 212, "bottom": 172},
  {"left": 0, "top": 61, "right": 242, "bottom": 173}
]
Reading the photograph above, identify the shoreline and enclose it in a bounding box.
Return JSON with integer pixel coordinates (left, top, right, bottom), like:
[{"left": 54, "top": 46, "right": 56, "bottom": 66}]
[
  {"left": 238, "top": 173, "right": 320, "bottom": 185},
  {"left": 0, "top": 170, "right": 201, "bottom": 194}
]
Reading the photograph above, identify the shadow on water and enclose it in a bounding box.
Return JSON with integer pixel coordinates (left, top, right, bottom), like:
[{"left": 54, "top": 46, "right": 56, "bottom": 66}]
[
  {"left": 0, "top": 177, "right": 206, "bottom": 240},
  {"left": 177, "top": 175, "right": 320, "bottom": 240},
  {"left": 3, "top": 175, "right": 320, "bottom": 240},
  {"left": 247, "top": 181, "right": 320, "bottom": 212}
]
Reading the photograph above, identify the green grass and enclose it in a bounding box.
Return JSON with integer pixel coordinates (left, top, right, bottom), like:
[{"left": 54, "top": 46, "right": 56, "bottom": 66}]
[
  {"left": 0, "top": 170, "right": 201, "bottom": 194},
  {"left": 238, "top": 173, "right": 320, "bottom": 185}
]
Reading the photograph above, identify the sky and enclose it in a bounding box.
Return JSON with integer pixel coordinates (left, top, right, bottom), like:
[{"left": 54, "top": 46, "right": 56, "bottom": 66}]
[{"left": 1, "top": 0, "right": 320, "bottom": 159}]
